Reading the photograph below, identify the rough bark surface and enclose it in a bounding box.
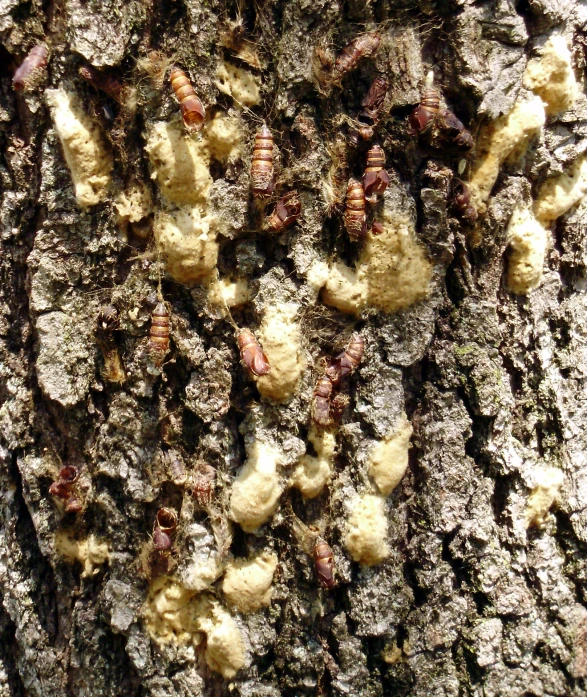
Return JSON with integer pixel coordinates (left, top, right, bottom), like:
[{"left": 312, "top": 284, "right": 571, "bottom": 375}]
[{"left": 1, "top": 0, "right": 587, "bottom": 695}]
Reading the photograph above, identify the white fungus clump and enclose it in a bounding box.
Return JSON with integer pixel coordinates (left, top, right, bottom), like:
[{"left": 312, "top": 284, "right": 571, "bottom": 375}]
[
  {"left": 534, "top": 156, "right": 587, "bottom": 225},
  {"left": 195, "top": 596, "right": 246, "bottom": 678},
  {"left": 207, "top": 277, "right": 251, "bottom": 312},
  {"left": 143, "top": 576, "right": 199, "bottom": 645},
  {"left": 290, "top": 426, "right": 336, "bottom": 499},
  {"left": 320, "top": 205, "right": 432, "bottom": 316},
  {"left": 222, "top": 552, "right": 279, "bottom": 613},
  {"left": 525, "top": 467, "right": 565, "bottom": 528},
  {"left": 114, "top": 181, "right": 152, "bottom": 225},
  {"left": 145, "top": 113, "right": 242, "bottom": 285},
  {"left": 46, "top": 88, "right": 112, "bottom": 207},
  {"left": 523, "top": 35, "right": 578, "bottom": 116},
  {"left": 469, "top": 96, "right": 546, "bottom": 208},
  {"left": 506, "top": 205, "right": 548, "bottom": 294},
  {"left": 229, "top": 441, "right": 284, "bottom": 532},
  {"left": 215, "top": 61, "right": 261, "bottom": 106},
  {"left": 344, "top": 494, "right": 390, "bottom": 566},
  {"left": 153, "top": 207, "right": 220, "bottom": 285},
  {"left": 255, "top": 303, "right": 306, "bottom": 402},
  {"left": 55, "top": 531, "right": 109, "bottom": 577},
  {"left": 368, "top": 414, "right": 413, "bottom": 496}
]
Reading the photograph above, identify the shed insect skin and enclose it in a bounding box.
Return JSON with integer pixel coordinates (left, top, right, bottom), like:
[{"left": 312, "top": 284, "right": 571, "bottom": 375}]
[
  {"left": 350, "top": 76, "right": 389, "bottom": 144},
  {"left": 450, "top": 179, "right": 478, "bottom": 224},
  {"left": 153, "top": 507, "right": 178, "bottom": 551},
  {"left": 169, "top": 67, "right": 205, "bottom": 132},
  {"left": 237, "top": 329, "right": 271, "bottom": 377},
  {"left": 79, "top": 64, "right": 124, "bottom": 102},
  {"left": 267, "top": 191, "right": 301, "bottom": 232},
  {"left": 362, "top": 145, "right": 389, "bottom": 202},
  {"left": 314, "top": 538, "right": 335, "bottom": 589},
  {"left": 49, "top": 465, "right": 82, "bottom": 513},
  {"left": 12, "top": 44, "right": 48, "bottom": 91},
  {"left": 251, "top": 125, "right": 275, "bottom": 198},
  {"left": 192, "top": 462, "right": 216, "bottom": 508},
  {"left": 162, "top": 449, "right": 186, "bottom": 485},
  {"left": 330, "top": 391, "right": 350, "bottom": 424},
  {"left": 435, "top": 109, "right": 474, "bottom": 150},
  {"left": 96, "top": 305, "right": 126, "bottom": 383},
  {"left": 148, "top": 302, "right": 170, "bottom": 365},
  {"left": 312, "top": 375, "right": 334, "bottom": 428},
  {"left": 344, "top": 178, "right": 367, "bottom": 240},
  {"left": 408, "top": 88, "right": 440, "bottom": 136},
  {"left": 333, "top": 33, "right": 381, "bottom": 82},
  {"left": 325, "top": 333, "right": 365, "bottom": 383}
]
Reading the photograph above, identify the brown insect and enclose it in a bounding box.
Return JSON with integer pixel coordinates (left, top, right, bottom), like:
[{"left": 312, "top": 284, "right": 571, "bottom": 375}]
[
  {"left": 362, "top": 145, "right": 389, "bottom": 202},
  {"left": 237, "top": 329, "right": 271, "bottom": 377},
  {"left": 314, "top": 538, "right": 335, "bottom": 589},
  {"left": 350, "top": 76, "right": 389, "bottom": 144},
  {"left": 436, "top": 109, "right": 474, "bottom": 150},
  {"left": 162, "top": 449, "right": 186, "bottom": 485},
  {"left": 12, "top": 44, "right": 48, "bottom": 91},
  {"left": 153, "top": 507, "right": 178, "bottom": 551},
  {"left": 148, "top": 302, "right": 170, "bottom": 365},
  {"left": 325, "top": 333, "right": 365, "bottom": 383},
  {"left": 408, "top": 88, "right": 441, "bottom": 136},
  {"left": 450, "top": 179, "right": 477, "bottom": 224},
  {"left": 192, "top": 462, "right": 216, "bottom": 507},
  {"left": 267, "top": 191, "right": 301, "bottom": 232},
  {"left": 333, "top": 33, "right": 381, "bottom": 82},
  {"left": 250, "top": 125, "right": 275, "bottom": 198},
  {"left": 169, "top": 67, "right": 205, "bottom": 132},
  {"left": 312, "top": 375, "right": 334, "bottom": 428},
  {"left": 330, "top": 392, "right": 350, "bottom": 424},
  {"left": 344, "top": 178, "right": 367, "bottom": 240},
  {"left": 49, "top": 465, "right": 82, "bottom": 513},
  {"left": 79, "top": 64, "right": 123, "bottom": 102}
]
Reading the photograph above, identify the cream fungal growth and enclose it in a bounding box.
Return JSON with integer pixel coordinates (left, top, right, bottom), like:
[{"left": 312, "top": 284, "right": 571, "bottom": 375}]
[
  {"left": 319, "top": 204, "right": 432, "bottom": 316},
  {"left": 46, "top": 89, "right": 113, "bottom": 208},
  {"left": 54, "top": 531, "right": 109, "bottom": 578},
  {"left": 215, "top": 61, "right": 261, "bottom": 106},
  {"left": 229, "top": 440, "right": 285, "bottom": 532},
  {"left": 533, "top": 156, "right": 587, "bottom": 225},
  {"left": 523, "top": 35, "right": 578, "bottom": 116},
  {"left": 290, "top": 426, "right": 336, "bottom": 499},
  {"left": 506, "top": 205, "right": 548, "bottom": 295},
  {"left": 254, "top": 303, "right": 306, "bottom": 401},
  {"left": 222, "top": 552, "right": 279, "bottom": 613},
  {"left": 194, "top": 596, "right": 246, "bottom": 678},
  {"left": 368, "top": 414, "right": 413, "bottom": 496},
  {"left": 145, "top": 113, "right": 242, "bottom": 285},
  {"left": 344, "top": 493, "right": 390, "bottom": 566},
  {"left": 525, "top": 466, "right": 565, "bottom": 528}
]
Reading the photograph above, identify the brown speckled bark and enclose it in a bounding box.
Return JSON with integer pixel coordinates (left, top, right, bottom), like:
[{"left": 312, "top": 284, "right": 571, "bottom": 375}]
[{"left": 2, "top": 0, "right": 587, "bottom": 695}]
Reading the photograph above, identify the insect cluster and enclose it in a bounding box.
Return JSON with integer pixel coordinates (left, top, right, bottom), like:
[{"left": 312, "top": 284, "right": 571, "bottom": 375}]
[{"left": 14, "top": 20, "right": 477, "bottom": 611}]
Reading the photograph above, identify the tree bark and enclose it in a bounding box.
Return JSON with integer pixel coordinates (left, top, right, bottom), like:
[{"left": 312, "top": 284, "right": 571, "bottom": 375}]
[{"left": 1, "top": 0, "right": 587, "bottom": 695}]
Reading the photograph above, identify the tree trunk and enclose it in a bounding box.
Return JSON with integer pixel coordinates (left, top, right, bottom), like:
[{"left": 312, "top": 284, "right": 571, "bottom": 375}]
[{"left": 2, "top": 0, "right": 587, "bottom": 695}]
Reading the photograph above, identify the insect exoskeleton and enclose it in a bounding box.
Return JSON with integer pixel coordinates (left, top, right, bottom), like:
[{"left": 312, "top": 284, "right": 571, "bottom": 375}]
[
  {"left": 162, "top": 449, "right": 186, "bottom": 484},
  {"left": 450, "top": 179, "right": 477, "bottom": 224},
  {"left": 325, "top": 333, "right": 365, "bottom": 383},
  {"left": 153, "top": 507, "right": 178, "bottom": 551},
  {"left": 435, "top": 109, "right": 474, "bottom": 150},
  {"left": 267, "top": 191, "right": 301, "bottom": 232},
  {"left": 237, "top": 328, "right": 271, "bottom": 377},
  {"left": 409, "top": 88, "right": 441, "bottom": 136},
  {"left": 192, "top": 462, "right": 216, "bottom": 508},
  {"left": 330, "top": 391, "right": 350, "bottom": 424},
  {"left": 12, "top": 44, "right": 48, "bottom": 91},
  {"left": 314, "top": 537, "right": 335, "bottom": 589},
  {"left": 169, "top": 67, "right": 205, "bottom": 132},
  {"left": 97, "top": 305, "right": 119, "bottom": 333},
  {"left": 370, "top": 221, "right": 384, "bottom": 236},
  {"left": 49, "top": 465, "right": 82, "bottom": 513},
  {"left": 362, "top": 145, "right": 389, "bottom": 203},
  {"left": 251, "top": 125, "right": 275, "bottom": 198},
  {"left": 312, "top": 375, "right": 334, "bottom": 428},
  {"left": 344, "top": 178, "right": 367, "bottom": 240},
  {"left": 148, "top": 302, "right": 170, "bottom": 365},
  {"left": 361, "top": 76, "right": 388, "bottom": 121},
  {"left": 333, "top": 32, "right": 381, "bottom": 82},
  {"left": 79, "top": 64, "right": 123, "bottom": 102}
]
